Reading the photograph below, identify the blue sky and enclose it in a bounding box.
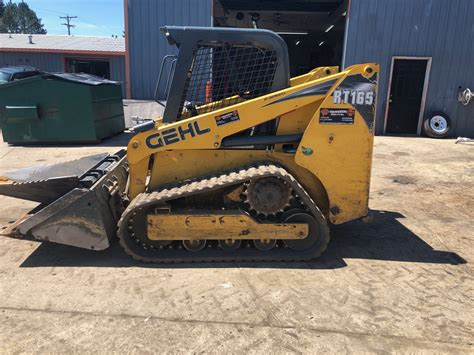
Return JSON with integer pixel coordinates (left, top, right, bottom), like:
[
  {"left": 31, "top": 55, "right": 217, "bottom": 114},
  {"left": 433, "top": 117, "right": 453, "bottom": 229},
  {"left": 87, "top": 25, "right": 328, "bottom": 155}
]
[{"left": 21, "top": 0, "right": 124, "bottom": 37}]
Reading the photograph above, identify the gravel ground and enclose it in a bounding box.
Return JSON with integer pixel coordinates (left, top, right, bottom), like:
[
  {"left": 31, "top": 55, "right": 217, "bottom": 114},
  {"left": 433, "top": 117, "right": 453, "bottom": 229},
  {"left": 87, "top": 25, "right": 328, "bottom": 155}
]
[{"left": 0, "top": 136, "right": 472, "bottom": 353}]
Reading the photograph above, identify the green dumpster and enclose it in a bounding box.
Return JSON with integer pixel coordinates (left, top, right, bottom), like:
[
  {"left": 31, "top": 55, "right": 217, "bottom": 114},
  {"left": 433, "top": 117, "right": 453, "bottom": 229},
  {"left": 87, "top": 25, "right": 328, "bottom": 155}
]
[{"left": 0, "top": 73, "right": 125, "bottom": 144}]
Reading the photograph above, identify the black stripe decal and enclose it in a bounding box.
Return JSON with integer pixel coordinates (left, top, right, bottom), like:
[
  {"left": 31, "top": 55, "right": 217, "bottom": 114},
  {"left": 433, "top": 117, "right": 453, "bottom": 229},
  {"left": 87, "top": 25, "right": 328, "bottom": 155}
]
[
  {"left": 263, "top": 79, "right": 337, "bottom": 107},
  {"left": 333, "top": 74, "right": 378, "bottom": 132}
]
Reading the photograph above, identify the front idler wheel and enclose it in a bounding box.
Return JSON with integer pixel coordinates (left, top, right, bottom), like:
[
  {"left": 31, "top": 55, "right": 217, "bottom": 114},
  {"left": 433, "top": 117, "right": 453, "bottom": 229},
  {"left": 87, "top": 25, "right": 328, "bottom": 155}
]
[{"left": 282, "top": 209, "right": 330, "bottom": 256}]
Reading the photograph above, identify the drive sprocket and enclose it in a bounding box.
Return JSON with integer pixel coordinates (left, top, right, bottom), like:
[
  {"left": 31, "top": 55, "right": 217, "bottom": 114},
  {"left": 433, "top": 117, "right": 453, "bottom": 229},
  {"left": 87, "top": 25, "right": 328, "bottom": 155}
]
[{"left": 243, "top": 177, "right": 293, "bottom": 217}]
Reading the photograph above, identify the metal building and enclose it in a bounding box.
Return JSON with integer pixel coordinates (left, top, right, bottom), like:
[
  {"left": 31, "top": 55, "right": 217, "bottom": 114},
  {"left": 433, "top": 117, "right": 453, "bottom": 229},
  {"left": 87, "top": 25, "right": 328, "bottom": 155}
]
[
  {"left": 0, "top": 34, "right": 126, "bottom": 96},
  {"left": 124, "top": 0, "right": 212, "bottom": 100},
  {"left": 125, "top": 0, "right": 473, "bottom": 137},
  {"left": 344, "top": 0, "right": 474, "bottom": 136}
]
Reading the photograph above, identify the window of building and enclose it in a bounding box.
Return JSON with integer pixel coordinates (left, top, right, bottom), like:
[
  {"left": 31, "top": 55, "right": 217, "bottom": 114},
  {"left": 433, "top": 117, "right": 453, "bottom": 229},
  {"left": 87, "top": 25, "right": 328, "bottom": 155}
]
[{"left": 66, "top": 58, "right": 111, "bottom": 79}]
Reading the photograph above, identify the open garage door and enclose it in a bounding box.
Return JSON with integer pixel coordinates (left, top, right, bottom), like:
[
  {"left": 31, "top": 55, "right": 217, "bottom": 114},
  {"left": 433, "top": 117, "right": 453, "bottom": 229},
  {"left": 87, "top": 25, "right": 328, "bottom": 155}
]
[
  {"left": 213, "top": 0, "right": 348, "bottom": 76},
  {"left": 66, "top": 58, "right": 111, "bottom": 79}
]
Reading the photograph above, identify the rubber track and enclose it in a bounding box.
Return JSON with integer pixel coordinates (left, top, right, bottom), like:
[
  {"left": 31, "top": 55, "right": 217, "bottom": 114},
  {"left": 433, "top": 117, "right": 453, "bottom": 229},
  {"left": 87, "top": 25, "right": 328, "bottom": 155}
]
[{"left": 117, "top": 163, "right": 330, "bottom": 263}]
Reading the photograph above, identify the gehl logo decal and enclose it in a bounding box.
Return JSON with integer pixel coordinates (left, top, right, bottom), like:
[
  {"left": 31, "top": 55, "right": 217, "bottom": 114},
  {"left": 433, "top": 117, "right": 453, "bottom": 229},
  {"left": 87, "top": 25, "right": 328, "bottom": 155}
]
[
  {"left": 333, "top": 90, "right": 374, "bottom": 106},
  {"left": 145, "top": 121, "right": 211, "bottom": 149}
]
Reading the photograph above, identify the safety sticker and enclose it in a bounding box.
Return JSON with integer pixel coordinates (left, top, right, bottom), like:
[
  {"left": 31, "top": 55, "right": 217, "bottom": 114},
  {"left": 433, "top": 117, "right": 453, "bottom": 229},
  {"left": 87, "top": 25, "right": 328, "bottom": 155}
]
[
  {"left": 215, "top": 110, "right": 240, "bottom": 126},
  {"left": 319, "top": 108, "right": 355, "bottom": 125}
]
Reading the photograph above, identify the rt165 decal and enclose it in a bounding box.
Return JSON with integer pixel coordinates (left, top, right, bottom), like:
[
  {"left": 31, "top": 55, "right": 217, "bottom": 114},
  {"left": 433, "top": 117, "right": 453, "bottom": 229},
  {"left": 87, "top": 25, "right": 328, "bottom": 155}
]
[{"left": 333, "top": 90, "right": 374, "bottom": 106}]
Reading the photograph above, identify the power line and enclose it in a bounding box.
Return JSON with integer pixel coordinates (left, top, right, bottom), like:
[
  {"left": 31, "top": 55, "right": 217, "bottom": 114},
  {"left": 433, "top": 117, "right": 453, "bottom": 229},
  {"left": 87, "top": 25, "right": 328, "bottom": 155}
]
[
  {"left": 60, "top": 15, "right": 77, "bottom": 36},
  {"left": 33, "top": 6, "right": 67, "bottom": 16},
  {"left": 34, "top": 6, "right": 121, "bottom": 37}
]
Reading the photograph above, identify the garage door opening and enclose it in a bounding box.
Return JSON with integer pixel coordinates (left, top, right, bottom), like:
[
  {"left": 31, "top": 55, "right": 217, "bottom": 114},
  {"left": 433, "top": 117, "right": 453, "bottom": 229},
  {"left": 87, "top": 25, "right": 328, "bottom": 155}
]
[
  {"left": 213, "top": 0, "right": 348, "bottom": 77},
  {"left": 65, "top": 58, "right": 111, "bottom": 79}
]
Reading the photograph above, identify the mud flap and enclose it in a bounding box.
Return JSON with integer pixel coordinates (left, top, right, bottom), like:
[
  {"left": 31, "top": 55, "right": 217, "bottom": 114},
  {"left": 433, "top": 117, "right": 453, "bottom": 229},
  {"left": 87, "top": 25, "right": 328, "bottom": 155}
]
[{"left": 0, "top": 150, "right": 128, "bottom": 250}]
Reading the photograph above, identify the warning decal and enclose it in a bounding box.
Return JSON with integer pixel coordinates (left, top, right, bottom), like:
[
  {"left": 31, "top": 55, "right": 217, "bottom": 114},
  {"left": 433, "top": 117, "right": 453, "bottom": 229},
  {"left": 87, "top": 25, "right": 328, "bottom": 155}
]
[
  {"left": 319, "top": 108, "right": 355, "bottom": 125},
  {"left": 215, "top": 110, "right": 240, "bottom": 126}
]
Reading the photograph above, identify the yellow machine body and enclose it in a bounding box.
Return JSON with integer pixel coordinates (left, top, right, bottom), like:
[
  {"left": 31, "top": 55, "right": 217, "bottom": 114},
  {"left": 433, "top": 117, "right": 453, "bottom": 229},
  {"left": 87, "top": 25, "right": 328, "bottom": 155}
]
[
  {"left": 0, "top": 25, "right": 379, "bottom": 263},
  {"left": 127, "top": 64, "right": 378, "bottom": 225},
  {"left": 147, "top": 212, "right": 308, "bottom": 241}
]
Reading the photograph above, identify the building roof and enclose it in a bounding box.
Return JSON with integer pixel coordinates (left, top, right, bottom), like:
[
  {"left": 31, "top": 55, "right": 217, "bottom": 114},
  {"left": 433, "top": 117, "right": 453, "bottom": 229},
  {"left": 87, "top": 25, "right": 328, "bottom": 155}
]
[{"left": 0, "top": 34, "right": 125, "bottom": 55}]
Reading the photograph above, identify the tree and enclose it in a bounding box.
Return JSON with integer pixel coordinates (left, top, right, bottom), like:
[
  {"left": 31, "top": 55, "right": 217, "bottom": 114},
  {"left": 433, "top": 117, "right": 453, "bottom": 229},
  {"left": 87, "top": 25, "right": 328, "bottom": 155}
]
[
  {"left": 0, "top": 1, "right": 47, "bottom": 34},
  {"left": 0, "top": 1, "right": 16, "bottom": 33},
  {"left": 0, "top": 1, "right": 5, "bottom": 32}
]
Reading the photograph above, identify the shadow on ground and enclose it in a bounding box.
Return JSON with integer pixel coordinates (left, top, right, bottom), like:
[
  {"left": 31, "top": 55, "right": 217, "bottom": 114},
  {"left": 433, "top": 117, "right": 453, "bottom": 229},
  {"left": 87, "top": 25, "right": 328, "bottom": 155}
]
[{"left": 19, "top": 210, "right": 466, "bottom": 269}]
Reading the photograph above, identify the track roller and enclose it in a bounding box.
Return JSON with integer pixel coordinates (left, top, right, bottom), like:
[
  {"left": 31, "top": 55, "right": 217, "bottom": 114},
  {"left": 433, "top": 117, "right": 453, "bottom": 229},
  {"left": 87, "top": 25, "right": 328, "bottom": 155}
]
[{"left": 219, "top": 239, "right": 242, "bottom": 251}]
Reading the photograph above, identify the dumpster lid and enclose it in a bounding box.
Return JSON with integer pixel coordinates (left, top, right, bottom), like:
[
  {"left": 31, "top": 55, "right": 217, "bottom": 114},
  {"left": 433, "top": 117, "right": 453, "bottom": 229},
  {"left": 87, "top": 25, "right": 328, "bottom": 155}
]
[{"left": 46, "top": 73, "right": 120, "bottom": 86}]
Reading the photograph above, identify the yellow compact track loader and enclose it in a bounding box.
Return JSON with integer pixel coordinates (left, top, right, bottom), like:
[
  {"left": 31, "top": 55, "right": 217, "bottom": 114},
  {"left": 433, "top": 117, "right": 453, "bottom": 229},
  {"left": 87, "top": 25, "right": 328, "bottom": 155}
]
[{"left": 0, "top": 26, "right": 378, "bottom": 263}]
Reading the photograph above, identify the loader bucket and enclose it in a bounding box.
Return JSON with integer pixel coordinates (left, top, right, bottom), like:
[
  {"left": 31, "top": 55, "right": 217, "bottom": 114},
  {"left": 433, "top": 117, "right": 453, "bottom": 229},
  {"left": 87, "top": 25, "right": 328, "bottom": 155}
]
[{"left": 0, "top": 150, "right": 128, "bottom": 250}]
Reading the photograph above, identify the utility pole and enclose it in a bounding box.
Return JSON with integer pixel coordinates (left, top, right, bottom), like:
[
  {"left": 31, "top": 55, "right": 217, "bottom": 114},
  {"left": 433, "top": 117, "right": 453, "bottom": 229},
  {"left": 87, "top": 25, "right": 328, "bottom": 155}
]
[{"left": 60, "top": 15, "right": 77, "bottom": 36}]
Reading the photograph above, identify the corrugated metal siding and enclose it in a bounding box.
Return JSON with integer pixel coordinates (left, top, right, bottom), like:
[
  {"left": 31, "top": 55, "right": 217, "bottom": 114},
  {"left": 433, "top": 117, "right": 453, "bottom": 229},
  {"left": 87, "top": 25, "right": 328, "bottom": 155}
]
[
  {"left": 344, "top": 0, "right": 474, "bottom": 137},
  {"left": 110, "top": 56, "right": 127, "bottom": 97},
  {"left": 127, "top": 0, "right": 212, "bottom": 100},
  {"left": 0, "top": 52, "right": 126, "bottom": 97},
  {"left": 0, "top": 52, "right": 64, "bottom": 72}
]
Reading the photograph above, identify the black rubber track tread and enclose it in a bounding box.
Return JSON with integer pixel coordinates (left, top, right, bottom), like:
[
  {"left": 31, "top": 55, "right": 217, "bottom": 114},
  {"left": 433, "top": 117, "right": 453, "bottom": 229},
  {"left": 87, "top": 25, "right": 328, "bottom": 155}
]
[{"left": 117, "top": 162, "right": 330, "bottom": 263}]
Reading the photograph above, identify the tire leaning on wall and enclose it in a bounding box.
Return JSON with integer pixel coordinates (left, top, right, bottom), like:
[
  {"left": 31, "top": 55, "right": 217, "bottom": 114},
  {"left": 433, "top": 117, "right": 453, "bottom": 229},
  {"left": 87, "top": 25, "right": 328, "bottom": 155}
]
[{"left": 423, "top": 111, "right": 451, "bottom": 138}]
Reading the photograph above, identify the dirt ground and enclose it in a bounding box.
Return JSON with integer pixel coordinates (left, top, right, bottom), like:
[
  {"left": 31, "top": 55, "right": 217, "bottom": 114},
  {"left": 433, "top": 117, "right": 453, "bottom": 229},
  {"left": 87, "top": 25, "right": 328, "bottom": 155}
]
[{"left": 0, "top": 136, "right": 472, "bottom": 353}]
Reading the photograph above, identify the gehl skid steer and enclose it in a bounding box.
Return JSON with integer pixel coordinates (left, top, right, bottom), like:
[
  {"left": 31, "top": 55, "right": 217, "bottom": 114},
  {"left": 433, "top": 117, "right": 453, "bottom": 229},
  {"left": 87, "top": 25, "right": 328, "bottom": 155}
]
[{"left": 0, "top": 27, "right": 378, "bottom": 263}]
